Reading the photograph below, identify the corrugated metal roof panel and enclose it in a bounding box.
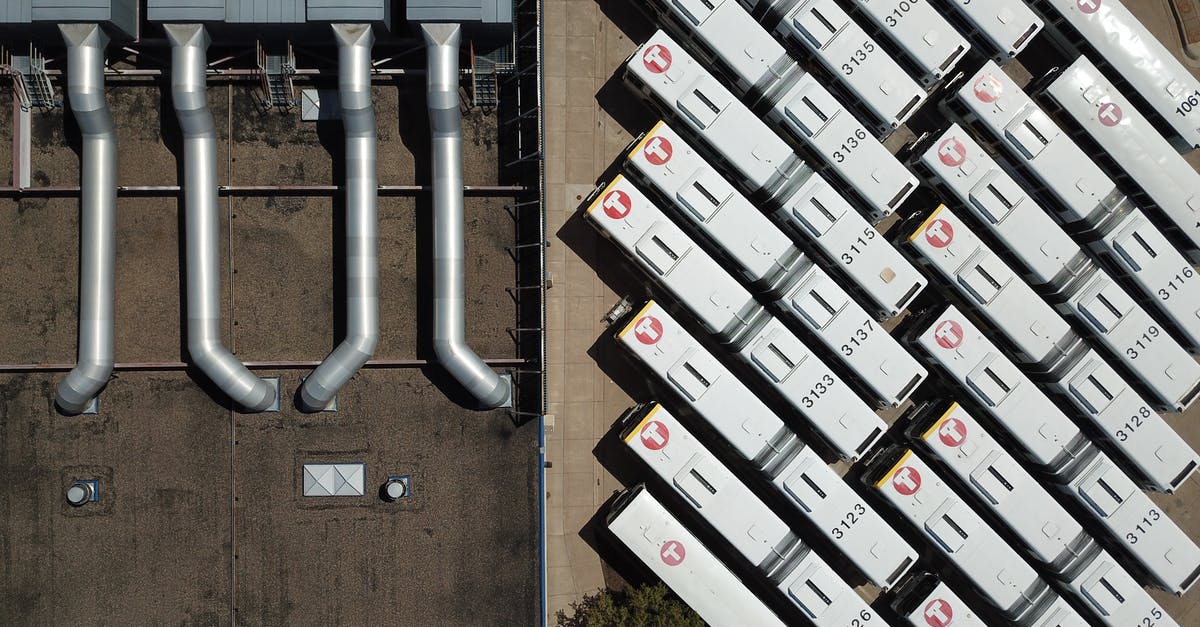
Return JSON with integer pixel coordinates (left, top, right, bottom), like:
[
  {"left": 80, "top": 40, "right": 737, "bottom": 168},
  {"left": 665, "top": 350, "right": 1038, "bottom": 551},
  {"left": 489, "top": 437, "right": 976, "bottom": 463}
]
[
  {"left": 306, "top": 0, "right": 386, "bottom": 24},
  {"left": 148, "top": 0, "right": 390, "bottom": 25},
  {"left": 0, "top": 0, "right": 32, "bottom": 23},
  {"left": 147, "top": 0, "right": 224, "bottom": 22},
  {"left": 11, "top": 0, "right": 137, "bottom": 37},
  {"left": 407, "top": 0, "right": 511, "bottom": 24},
  {"left": 32, "top": 0, "right": 111, "bottom": 7},
  {"left": 31, "top": 7, "right": 110, "bottom": 21},
  {"left": 226, "top": 0, "right": 306, "bottom": 23}
]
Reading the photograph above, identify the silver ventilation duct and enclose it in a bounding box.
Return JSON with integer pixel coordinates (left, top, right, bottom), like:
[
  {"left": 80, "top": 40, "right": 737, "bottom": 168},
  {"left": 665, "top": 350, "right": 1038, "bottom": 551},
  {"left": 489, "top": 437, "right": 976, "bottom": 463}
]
[
  {"left": 298, "top": 24, "right": 380, "bottom": 412},
  {"left": 55, "top": 24, "right": 117, "bottom": 414},
  {"left": 421, "top": 23, "right": 512, "bottom": 409},
  {"left": 167, "top": 24, "right": 276, "bottom": 412}
]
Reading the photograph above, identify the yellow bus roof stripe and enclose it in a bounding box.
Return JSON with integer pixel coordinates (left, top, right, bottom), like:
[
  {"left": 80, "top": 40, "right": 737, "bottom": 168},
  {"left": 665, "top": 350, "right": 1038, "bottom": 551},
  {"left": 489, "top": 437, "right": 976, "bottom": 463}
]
[
  {"left": 874, "top": 450, "right": 914, "bottom": 488},
  {"left": 618, "top": 301, "right": 658, "bottom": 339},
  {"left": 908, "top": 204, "right": 946, "bottom": 243},
  {"left": 628, "top": 120, "right": 667, "bottom": 161},
  {"left": 586, "top": 177, "right": 625, "bottom": 215},
  {"left": 623, "top": 404, "right": 663, "bottom": 444},
  {"left": 920, "top": 403, "right": 961, "bottom": 440}
]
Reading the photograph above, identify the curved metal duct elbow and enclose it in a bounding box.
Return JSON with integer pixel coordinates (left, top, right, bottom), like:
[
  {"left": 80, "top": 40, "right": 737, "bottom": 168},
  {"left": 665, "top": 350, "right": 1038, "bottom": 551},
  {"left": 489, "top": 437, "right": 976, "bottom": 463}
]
[
  {"left": 167, "top": 24, "right": 276, "bottom": 412},
  {"left": 422, "top": 23, "right": 512, "bottom": 409},
  {"left": 298, "top": 24, "right": 379, "bottom": 412},
  {"left": 55, "top": 24, "right": 116, "bottom": 414}
]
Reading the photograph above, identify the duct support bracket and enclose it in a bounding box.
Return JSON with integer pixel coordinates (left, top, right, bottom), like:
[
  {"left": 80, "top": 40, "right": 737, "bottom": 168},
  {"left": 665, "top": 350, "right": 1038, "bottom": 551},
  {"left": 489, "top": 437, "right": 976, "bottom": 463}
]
[
  {"left": 15, "top": 100, "right": 30, "bottom": 188},
  {"left": 498, "top": 373, "right": 514, "bottom": 409},
  {"left": 299, "top": 376, "right": 338, "bottom": 412},
  {"left": 259, "top": 376, "right": 282, "bottom": 413}
]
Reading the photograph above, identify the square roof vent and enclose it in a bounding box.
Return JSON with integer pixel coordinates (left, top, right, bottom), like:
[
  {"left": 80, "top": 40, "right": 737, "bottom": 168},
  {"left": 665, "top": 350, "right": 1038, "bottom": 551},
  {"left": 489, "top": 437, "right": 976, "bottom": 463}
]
[{"left": 303, "top": 462, "right": 365, "bottom": 496}]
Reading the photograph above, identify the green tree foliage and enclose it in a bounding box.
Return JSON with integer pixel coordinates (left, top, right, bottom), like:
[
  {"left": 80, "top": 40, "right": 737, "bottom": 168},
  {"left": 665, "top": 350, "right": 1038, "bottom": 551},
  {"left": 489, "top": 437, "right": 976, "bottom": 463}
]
[{"left": 555, "top": 583, "right": 704, "bottom": 627}]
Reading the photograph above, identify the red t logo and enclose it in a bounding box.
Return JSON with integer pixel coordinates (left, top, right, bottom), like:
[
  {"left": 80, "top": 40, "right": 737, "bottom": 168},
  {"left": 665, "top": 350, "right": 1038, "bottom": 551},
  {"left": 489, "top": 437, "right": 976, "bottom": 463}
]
[
  {"left": 1098, "top": 102, "right": 1123, "bottom": 127},
  {"left": 602, "top": 189, "right": 632, "bottom": 219},
  {"left": 634, "top": 316, "right": 664, "bottom": 345},
  {"left": 642, "top": 45, "right": 672, "bottom": 73},
  {"left": 660, "top": 540, "right": 685, "bottom": 566},
  {"left": 924, "top": 598, "right": 954, "bottom": 627},
  {"left": 934, "top": 320, "right": 964, "bottom": 349},
  {"left": 924, "top": 218, "right": 954, "bottom": 248},
  {"left": 938, "top": 418, "right": 967, "bottom": 447},
  {"left": 974, "top": 74, "right": 1003, "bottom": 103},
  {"left": 643, "top": 136, "right": 673, "bottom": 166},
  {"left": 937, "top": 138, "right": 966, "bottom": 167},
  {"left": 639, "top": 420, "right": 670, "bottom": 450},
  {"left": 892, "top": 466, "right": 922, "bottom": 496}
]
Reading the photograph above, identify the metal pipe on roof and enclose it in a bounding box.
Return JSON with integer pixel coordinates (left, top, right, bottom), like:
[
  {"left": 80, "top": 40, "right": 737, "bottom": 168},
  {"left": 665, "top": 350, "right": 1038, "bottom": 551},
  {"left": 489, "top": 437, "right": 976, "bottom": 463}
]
[
  {"left": 54, "top": 24, "right": 117, "bottom": 414},
  {"left": 167, "top": 23, "right": 276, "bottom": 412},
  {"left": 0, "top": 184, "right": 526, "bottom": 197},
  {"left": 422, "top": 23, "right": 512, "bottom": 409},
  {"left": 298, "top": 24, "right": 379, "bottom": 412},
  {"left": 0, "top": 357, "right": 530, "bottom": 373}
]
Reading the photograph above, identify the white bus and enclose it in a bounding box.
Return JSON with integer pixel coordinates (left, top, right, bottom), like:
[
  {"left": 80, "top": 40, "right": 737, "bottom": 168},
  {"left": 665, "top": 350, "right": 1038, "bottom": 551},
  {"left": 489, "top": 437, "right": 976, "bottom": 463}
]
[
  {"left": 620, "top": 403, "right": 880, "bottom": 625},
  {"left": 1031, "top": 0, "right": 1200, "bottom": 152},
  {"left": 615, "top": 300, "right": 918, "bottom": 586},
  {"left": 607, "top": 485, "right": 786, "bottom": 627},
  {"left": 910, "top": 403, "right": 1179, "bottom": 626},
  {"left": 949, "top": 61, "right": 1200, "bottom": 364},
  {"left": 910, "top": 305, "right": 1200, "bottom": 594}
]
